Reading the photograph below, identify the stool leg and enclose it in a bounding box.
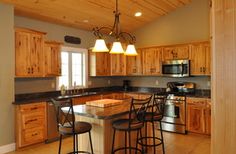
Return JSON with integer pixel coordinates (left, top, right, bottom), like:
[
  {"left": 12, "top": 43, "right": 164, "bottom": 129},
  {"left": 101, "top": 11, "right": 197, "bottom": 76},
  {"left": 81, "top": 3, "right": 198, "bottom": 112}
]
[
  {"left": 139, "top": 129, "right": 144, "bottom": 153},
  {"left": 89, "top": 131, "right": 94, "bottom": 154},
  {"left": 73, "top": 134, "right": 76, "bottom": 153},
  {"left": 152, "top": 121, "right": 156, "bottom": 154},
  {"left": 125, "top": 131, "right": 127, "bottom": 154},
  {"left": 75, "top": 134, "right": 78, "bottom": 152},
  {"left": 111, "top": 129, "right": 116, "bottom": 154},
  {"left": 159, "top": 121, "right": 165, "bottom": 154},
  {"left": 58, "top": 134, "right": 62, "bottom": 154},
  {"left": 145, "top": 122, "right": 148, "bottom": 153}
]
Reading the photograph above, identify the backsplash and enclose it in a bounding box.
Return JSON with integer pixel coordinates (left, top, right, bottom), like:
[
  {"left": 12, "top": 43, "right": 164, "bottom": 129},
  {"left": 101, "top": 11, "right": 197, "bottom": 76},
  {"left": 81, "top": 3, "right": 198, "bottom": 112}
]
[{"left": 15, "top": 76, "right": 211, "bottom": 94}]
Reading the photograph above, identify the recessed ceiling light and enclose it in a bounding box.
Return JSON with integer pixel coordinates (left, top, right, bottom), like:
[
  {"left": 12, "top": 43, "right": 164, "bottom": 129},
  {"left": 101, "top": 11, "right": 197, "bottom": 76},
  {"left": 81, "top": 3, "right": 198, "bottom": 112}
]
[
  {"left": 83, "top": 19, "right": 89, "bottom": 23},
  {"left": 135, "top": 12, "right": 142, "bottom": 17}
]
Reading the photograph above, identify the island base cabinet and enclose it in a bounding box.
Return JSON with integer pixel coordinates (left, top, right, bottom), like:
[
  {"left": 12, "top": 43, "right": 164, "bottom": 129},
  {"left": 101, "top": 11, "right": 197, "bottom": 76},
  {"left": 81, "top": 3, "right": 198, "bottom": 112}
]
[{"left": 75, "top": 114, "right": 150, "bottom": 154}]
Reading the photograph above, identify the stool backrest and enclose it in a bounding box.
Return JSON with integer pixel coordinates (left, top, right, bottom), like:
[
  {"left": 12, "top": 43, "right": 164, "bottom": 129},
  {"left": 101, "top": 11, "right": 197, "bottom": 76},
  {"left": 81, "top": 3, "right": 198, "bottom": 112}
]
[
  {"left": 50, "top": 99, "right": 75, "bottom": 132},
  {"left": 147, "top": 94, "right": 166, "bottom": 121},
  {"left": 128, "top": 95, "right": 153, "bottom": 129}
]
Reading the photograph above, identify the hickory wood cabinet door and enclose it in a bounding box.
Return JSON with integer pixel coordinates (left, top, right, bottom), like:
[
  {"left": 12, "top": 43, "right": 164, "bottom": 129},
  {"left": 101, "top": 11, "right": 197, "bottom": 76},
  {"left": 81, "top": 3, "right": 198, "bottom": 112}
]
[
  {"left": 142, "top": 47, "right": 162, "bottom": 75},
  {"left": 44, "top": 41, "right": 62, "bottom": 76},
  {"left": 126, "top": 49, "right": 143, "bottom": 75},
  {"left": 15, "top": 102, "right": 47, "bottom": 149},
  {"left": 89, "top": 51, "right": 110, "bottom": 76},
  {"left": 162, "top": 44, "right": 189, "bottom": 60},
  {"left": 15, "top": 28, "right": 46, "bottom": 77},
  {"left": 110, "top": 54, "right": 126, "bottom": 76},
  {"left": 187, "top": 97, "right": 211, "bottom": 135},
  {"left": 190, "top": 42, "right": 211, "bottom": 75}
]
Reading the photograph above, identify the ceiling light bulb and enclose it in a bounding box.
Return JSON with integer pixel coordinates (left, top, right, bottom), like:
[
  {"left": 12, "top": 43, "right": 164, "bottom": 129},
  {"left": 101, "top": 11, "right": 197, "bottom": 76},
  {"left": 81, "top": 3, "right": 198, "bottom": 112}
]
[
  {"left": 135, "top": 12, "right": 142, "bottom": 17},
  {"left": 110, "top": 42, "right": 124, "bottom": 54},
  {"left": 92, "top": 39, "right": 109, "bottom": 52},
  {"left": 125, "top": 44, "right": 138, "bottom": 56}
]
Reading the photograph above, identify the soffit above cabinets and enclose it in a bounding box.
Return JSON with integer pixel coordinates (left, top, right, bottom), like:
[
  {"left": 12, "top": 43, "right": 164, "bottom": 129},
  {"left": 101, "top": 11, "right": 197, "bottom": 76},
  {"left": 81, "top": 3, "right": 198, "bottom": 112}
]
[{"left": 1, "top": 0, "right": 191, "bottom": 32}]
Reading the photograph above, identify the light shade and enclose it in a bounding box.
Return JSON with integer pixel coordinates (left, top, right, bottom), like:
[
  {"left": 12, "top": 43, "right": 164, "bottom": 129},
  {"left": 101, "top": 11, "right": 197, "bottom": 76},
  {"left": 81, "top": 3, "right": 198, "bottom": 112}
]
[
  {"left": 92, "top": 39, "right": 109, "bottom": 52},
  {"left": 110, "top": 42, "right": 124, "bottom": 54},
  {"left": 125, "top": 44, "right": 138, "bottom": 56}
]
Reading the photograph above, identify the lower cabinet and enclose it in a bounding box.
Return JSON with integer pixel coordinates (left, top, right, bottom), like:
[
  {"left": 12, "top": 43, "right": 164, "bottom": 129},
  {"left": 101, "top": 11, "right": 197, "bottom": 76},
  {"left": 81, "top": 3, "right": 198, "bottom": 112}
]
[
  {"left": 15, "top": 102, "right": 47, "bottom": 149},
  {"left": 186, "top": 97, "right": 211, "bottom": 135}
]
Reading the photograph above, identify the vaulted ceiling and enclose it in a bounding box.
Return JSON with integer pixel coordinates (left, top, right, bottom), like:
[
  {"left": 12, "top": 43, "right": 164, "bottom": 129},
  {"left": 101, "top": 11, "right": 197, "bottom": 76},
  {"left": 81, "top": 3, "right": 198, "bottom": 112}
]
[{"left": 1, "top": 0, "right": 191, "bottom": 32}]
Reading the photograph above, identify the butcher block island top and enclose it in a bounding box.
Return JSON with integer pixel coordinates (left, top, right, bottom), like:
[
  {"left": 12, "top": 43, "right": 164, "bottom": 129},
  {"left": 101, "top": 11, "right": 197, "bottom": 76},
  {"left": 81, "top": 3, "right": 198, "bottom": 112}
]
[
  {"left": 73, "top": 98, "right": 131, "bottom": 119},
  {"left": 86, "top": 99, "right": 123, "bottom": 107}
]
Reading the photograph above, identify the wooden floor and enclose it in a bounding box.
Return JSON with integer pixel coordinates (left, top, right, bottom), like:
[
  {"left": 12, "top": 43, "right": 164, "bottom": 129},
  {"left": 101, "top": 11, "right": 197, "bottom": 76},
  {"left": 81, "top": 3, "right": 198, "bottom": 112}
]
[{"left": 7, "top": 132, "right": 210, "bottom": 154}]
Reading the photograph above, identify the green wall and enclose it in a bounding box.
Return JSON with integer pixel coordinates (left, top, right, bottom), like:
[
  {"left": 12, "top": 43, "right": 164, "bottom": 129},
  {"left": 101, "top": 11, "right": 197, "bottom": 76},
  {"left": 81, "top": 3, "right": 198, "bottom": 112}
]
[
  {"left": 133, "top": 0, "right": 210, "bottom": 47},
  {"left": 0, "top": 3, "right": 15, "bottom": 146}
]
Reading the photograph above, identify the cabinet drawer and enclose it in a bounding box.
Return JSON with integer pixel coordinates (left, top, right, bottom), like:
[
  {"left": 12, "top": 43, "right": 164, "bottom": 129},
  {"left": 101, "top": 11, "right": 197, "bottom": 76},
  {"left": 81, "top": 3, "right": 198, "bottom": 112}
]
[
  {"left": 22, "top": 113, "right": 45, "bottom": 129},
  {"left": 187, "top": 98, "right": 207, "bottom": 107},
  {"left": 23, "top": 127, "right": 45, "bottom": 144},
  {"left": 20, "top": 102, "right": 46, "bottom": 113}
]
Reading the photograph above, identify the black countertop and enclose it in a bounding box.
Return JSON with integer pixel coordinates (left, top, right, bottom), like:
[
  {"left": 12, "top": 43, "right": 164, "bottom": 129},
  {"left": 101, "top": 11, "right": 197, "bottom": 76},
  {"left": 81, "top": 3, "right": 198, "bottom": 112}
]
[{"left": 13, "top": 86, "right": 211, "bottom": 105}]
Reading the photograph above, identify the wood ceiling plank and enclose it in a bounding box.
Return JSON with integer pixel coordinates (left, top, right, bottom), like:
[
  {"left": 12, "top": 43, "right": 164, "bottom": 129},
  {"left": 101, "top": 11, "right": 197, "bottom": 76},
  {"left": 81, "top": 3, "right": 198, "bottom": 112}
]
[{"left": 0, "top": 0, "right": 191, "bottom": 32}]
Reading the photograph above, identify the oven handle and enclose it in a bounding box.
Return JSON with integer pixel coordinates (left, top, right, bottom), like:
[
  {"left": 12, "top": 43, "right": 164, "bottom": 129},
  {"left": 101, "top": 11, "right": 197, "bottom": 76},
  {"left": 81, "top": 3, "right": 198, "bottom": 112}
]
[{"left": 181, "top": 62, "right": 184, "bottom": 76}]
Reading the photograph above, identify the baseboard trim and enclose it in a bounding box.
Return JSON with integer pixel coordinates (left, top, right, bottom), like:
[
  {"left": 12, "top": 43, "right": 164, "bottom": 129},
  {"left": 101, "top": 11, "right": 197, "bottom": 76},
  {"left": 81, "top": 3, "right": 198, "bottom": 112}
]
[{"left": 0, "top": 143, "right": 15, "bottom": 154}]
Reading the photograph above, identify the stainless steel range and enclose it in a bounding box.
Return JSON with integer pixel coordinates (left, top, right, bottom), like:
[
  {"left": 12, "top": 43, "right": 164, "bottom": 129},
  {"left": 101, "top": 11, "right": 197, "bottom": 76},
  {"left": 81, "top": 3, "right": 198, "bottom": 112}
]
[{"left": 159, "top": 82, "right": 195, "bottom": 134}]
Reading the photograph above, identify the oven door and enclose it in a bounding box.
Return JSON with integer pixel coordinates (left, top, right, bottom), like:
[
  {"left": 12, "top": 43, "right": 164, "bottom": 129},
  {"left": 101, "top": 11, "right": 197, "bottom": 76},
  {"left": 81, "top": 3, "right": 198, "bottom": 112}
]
[
  {"left": 162, "top": 60, "right": 189, "bottom": 77},
  {"left": 162, "top": 99, "right": 186, "bottom": 125}
]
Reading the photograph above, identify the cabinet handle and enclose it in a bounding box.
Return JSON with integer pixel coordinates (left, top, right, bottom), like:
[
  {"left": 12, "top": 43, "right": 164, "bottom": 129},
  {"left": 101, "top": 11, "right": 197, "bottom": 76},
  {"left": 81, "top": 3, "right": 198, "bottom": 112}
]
[
  {"left": 32, "top": 133, "right": 38, "bottom": 136},
  {"left": 31, "top": 67, "right": 34, "bottom": 74},
  {"left": 28, "top": 68, "right": 31, "bottom": 74},
  {"left": 25, "top": 119, "right": 37, "bottom": 124},
  {"left": 200, "top": 67, "right": 202, "bottom": 72},
  {"left": 30, "top": 107, "right": 38, "bottom": 110},
  {"left": 203, "top": 67, "right": 206, "bottom": 73}
]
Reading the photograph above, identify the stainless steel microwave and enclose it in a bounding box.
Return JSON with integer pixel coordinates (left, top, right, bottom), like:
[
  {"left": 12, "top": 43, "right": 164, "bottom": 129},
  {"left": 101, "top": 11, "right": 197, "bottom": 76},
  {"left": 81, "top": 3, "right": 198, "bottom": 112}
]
[{"left": 162, "top": 60, "right": 189, "bottom": 77}]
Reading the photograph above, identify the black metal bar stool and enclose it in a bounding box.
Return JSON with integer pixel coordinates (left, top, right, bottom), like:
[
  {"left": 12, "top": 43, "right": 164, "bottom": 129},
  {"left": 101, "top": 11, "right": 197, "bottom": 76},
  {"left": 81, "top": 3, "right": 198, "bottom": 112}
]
[
  {"left": 111, "top": 96, "right": 153, "bottom": 154},
  {"left": 138, "top": 94, "right": 166, "bottom": 154},
  {"left": 50, "top": 98, "right": 94, "bottom": 154}
]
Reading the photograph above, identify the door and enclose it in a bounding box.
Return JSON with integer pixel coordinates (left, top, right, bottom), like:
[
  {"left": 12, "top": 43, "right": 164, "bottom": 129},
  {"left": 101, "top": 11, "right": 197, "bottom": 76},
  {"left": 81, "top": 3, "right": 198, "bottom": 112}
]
[
  {"left": 96, "top": 52, "right": 110, "bottom": 76},
  {"left": 142, "top": 47, "right": 162, "bottom": 75},
  {"left": 162, "top": 45, "right": 189, "bottom": 60},
  {"left": 15, "top": 31, "right": 31, "bottom": 76},
  {"left": 126, "top": 48, "right": 142, "bottom": 75},
  {"left": 187, "top": 104, "right": 205, "bottom": 134},
  {"left": 30, "top": 33, "right": 44, "bottom": 76},
  {"left": 111, "top": 54, "right": 126, "bottom": 76},
  {"left": 204, "top": 43, "right": 211, "bottom": 75}
]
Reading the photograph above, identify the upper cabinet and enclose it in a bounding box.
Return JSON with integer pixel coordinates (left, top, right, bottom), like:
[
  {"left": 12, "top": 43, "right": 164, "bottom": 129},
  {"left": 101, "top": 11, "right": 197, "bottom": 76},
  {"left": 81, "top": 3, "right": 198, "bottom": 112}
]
[
  {"left": 190, "top": 42, "right": 211, "bottom": 75},
  {"left": 15, "top": 28, "right": 46, "bottom": 77},
  {"left": 142, "top": 47, "right": 162, "bottom": 75},
  {"left": 162, "top": 44, "right": 189, "bottom": 61},
  {"left": 44, "top": 41, "right": 62, "bottom": 76},
  {"left": 110, "top": 54, "right": 126, "bottom": 76},
  {"left": 126, "top": 49, "right": 143, "bottom": 75},
  {"left": 89, "top": 51, "right": 110, "bottom": 76}
]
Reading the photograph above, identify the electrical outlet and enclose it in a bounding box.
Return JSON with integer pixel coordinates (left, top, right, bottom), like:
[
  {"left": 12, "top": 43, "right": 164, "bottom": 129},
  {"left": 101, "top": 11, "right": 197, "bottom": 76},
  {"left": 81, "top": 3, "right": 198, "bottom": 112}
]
[
  {"left": 51, "top": 82, "right": 55, "bottom": 88},
  {"left": 108, "top": 80, "right": 111, "bottom": 85},
  {"left": 155, "top": 80, "right": 159, "bottom": 86},
  {"left": 88, "top": 80, "right": 92, "bottom": 86},
  {"left": 207, "top": 81, "right": 211, "bottom": 87}
]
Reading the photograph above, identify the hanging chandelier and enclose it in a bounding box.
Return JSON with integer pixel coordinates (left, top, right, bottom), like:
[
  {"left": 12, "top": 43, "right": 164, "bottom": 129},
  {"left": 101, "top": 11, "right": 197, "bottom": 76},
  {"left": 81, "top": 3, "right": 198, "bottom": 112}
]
[{"left": 92, "top": 0, "right": 138, "bottom": 56}]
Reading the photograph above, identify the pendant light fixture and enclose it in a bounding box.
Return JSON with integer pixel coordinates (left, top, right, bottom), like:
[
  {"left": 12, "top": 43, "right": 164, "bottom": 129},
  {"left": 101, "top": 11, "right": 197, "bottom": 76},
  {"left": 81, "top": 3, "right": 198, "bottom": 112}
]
[{"left": 92, "top": 0, "right": 138, "bottom": 56}]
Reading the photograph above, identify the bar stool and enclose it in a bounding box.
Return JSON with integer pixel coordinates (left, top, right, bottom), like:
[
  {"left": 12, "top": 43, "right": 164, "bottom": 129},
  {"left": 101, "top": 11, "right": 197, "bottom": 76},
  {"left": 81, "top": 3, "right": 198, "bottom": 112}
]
[
  {"left": 138, "top": 94, "right": 166, "bottom": 154},
  {"left": 50, "top": 98, "right": 94, "bottom": 154},
  {"left": 111, "top": 96, "right": 153, "bottom": 154}
]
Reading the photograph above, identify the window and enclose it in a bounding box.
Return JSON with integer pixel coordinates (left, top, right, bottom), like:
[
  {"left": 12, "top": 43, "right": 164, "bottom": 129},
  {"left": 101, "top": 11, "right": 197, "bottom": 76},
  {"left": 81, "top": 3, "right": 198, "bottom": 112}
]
[{"left": 58, "top": 46, "right": 88, "bottom": 89}]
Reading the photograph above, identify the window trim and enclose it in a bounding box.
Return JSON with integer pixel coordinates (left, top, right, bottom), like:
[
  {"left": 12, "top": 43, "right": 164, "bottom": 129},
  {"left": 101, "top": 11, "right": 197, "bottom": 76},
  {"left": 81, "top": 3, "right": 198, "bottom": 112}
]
[{"left": 57, "top": 46, "right": 88, "bottom": 90}]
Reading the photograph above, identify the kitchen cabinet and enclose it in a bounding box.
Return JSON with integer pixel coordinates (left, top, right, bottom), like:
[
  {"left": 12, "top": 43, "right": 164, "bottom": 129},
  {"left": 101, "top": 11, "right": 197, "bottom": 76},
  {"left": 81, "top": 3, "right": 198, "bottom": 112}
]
[
  {"left": 190, "top": 42, "right": 211, "bottom": 75},
  {"left": 44, "top": 41, "right": 62, "bottom": 76},
  {"left": 186, "top": 97, "right": 211, "bottom": 135},
  {"left": 126, "top": 49, "right": 143, "bottom": 75},
  {"left": 15, "top": 28, "right": 46, "bottom": 77},
  {"left": 15, "top": 102, "right": 47, "bottom": 149},
  {"left": 110, "top": 54, "right": 126, "bottom": 76},
  {"left": 162, "top": 44, "right": 189, "bottom": 61},
  {"left": 142, "top": 47, "right": 162, "bottom": 75},
  {"left": 89, "top": 50, "right": 110, "bottom": 76}
]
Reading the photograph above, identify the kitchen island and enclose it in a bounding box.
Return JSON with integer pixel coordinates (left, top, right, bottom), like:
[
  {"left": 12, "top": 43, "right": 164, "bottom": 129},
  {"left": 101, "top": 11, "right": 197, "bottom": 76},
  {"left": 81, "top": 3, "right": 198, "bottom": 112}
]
[{"left": 72, "top": 99, "right": 142, "bottom": 154}]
